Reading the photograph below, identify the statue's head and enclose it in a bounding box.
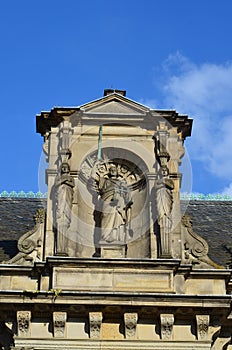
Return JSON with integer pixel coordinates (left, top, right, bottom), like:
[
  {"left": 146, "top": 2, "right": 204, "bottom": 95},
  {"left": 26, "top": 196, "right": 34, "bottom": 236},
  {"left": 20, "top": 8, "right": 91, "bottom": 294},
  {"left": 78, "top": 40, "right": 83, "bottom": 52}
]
[
  {"left": 108, "top": 164, "right": 118, "bottom": 177},
  {"left": 61, "top": 162, "right": 70, "bottom": 174}
]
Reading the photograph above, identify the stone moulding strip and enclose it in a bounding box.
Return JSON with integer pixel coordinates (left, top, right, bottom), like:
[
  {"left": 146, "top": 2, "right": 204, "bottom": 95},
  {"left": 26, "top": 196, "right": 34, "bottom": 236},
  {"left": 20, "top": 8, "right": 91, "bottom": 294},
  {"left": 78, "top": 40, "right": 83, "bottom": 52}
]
[{"left": 13, "top": 339, "right": 212, "bottom": 349}]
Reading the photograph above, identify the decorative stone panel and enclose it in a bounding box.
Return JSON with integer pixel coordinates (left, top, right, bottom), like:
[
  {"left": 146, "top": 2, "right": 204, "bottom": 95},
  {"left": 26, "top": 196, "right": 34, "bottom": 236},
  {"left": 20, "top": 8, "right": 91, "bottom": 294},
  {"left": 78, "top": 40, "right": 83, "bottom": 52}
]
[
  {"left": 160, "top": 313, "right": 174, "bottom": 340},
  {"left": 53, "top": 312, "right": 67, "bottom": 338},
  {"left": 196, "top": 315, "right": 209, "bottom": 340},
  {"left": 89, "top": 312, "right": 103, "bottom": 339},
  {"left": 124, "top": 313, "right": 138, "bottom": 339},
  {"left": 17, "top": 311, "right": 31, "bottom": 337}
]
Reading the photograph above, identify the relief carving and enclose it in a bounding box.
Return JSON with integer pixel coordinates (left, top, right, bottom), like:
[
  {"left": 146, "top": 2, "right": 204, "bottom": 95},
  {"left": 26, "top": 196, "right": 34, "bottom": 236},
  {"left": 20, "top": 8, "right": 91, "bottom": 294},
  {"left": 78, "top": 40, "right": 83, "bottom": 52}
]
[
  {"left": 53, "top": 312, "right": 67, "bottom": 338},
  {"left": 124, "top": 313, "right": 138, "bottom": 339},
  {"left": 196, "top": 315, "right": 209, "bottom": 340},
  {"left": 89, "top": 312, "right": 103, "bottom": 339},
  {"left": 17, "top": 311, "right": 31, "bottom": 337},
  {"left": 182, "top": 214, "right": 222, "bottom": 268},
  {"left": 160, "top": 313, "right": 174, "bottom": 340},
  {"left": 54, "top": 162, "right": 74, "bottom": 255}
]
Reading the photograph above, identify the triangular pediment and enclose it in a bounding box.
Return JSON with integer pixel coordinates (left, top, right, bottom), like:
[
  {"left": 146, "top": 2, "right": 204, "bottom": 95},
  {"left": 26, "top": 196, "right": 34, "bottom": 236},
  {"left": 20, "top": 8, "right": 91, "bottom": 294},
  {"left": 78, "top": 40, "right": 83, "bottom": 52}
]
[{"left": 80, "top": 93, "right": 150, "bottom": 116}]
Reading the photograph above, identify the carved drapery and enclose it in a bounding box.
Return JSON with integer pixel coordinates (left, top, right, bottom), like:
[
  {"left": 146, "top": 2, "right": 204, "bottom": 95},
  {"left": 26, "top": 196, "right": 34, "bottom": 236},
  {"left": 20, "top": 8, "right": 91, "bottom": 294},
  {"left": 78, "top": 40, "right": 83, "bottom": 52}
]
[
  {"left": 160, "top": 314, "right": 174, "bottom": 340},
  {"left": 54, "top": 162, "right": 74, "bottom": 255},
  {"left": 53, "top": 312, "right": 67, "bottom": 338},
  {"left": 196, "top": 315, "right": 209, "bottom": 340},
  {"left": 89, "top": 312, "right": 103, "bottom": 339},
  {"left": 124, "top": 313, "right": 138, "bottom": 339},
  {"left": 17, "top": 311, "right": 31, "bottom": 337}
]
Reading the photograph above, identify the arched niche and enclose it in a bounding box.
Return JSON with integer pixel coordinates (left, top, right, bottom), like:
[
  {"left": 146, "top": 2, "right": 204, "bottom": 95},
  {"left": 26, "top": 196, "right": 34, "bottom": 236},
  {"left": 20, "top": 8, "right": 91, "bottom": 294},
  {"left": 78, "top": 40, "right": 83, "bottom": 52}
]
[{"left": 67, "top": 147, "right": 153, "bottom": 258}]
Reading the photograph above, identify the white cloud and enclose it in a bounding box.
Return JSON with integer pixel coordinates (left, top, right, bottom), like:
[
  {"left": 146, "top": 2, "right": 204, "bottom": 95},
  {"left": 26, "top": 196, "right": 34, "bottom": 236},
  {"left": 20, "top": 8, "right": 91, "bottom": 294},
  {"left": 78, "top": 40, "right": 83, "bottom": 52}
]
[
  {"left": 222, "top": 182, "right": 232, "bottom": 196},
  {"left": 158, "top": 53, "right": 232, "bottom": 180}
]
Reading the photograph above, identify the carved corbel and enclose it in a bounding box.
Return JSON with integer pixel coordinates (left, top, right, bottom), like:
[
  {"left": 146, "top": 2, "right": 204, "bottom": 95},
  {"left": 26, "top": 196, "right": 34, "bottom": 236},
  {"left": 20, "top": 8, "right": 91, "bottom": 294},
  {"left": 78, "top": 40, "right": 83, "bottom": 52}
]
[
  {"left": 196, "top": 315, "right": 209, "bottom": 340},
  {"left": 124, "top": 313, "right": 138, "bottom": 339},
  {"left": 160, "top": 313, "right": 174, "bottom": 340},
  {"left": 153, "top": 121, "right": 170, "bottom": 175},
  {"left": 42, "top": 131, "right": 50, "bottom": 162},
  {"left": 53, "top": 312, "right": 67, "bottom": 338},
  {"left": 89, "top": 312, "right": 103, "bottom": 339},
  {"left": 59, "top": 120, "right": 72, "bottom": 162},
  {"left": 17, "top": 311, "right": 31, "bottom": 337}
]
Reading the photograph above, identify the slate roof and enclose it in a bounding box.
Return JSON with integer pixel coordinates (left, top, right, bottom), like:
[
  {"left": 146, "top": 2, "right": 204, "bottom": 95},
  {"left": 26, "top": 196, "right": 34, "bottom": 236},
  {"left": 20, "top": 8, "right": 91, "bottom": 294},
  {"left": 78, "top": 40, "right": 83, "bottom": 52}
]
[
  {"left": 0, "top": 198, "right": 45, "bottom": 261},
  {"left": 0, "top": 198, "right": 231, "bottom": 267}
]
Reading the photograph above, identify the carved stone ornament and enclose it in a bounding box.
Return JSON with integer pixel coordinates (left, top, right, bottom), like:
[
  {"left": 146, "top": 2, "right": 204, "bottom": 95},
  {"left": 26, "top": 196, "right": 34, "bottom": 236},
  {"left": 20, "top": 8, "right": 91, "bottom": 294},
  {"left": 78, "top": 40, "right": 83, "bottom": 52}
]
[
  {"left": 53, "top": 312, "right": 67, "bottom": 338},
  {"left": 89, "top": 312, "right": 103, "bottom": 339},
  {"left": 124, "top": 313, "right": 138, "bottom": 339},
  {"left": 196, "top": 315, "right": 209, "bottom": 340},
  {"left": 160, "top": 314, "right": 174, "bottom": 340},
  {"left": 181, "top": 214, "right": 221, "bottom": 268},
  {"left": 33, "top": 208, "right": 45, "bottom": 224},
  {"left": 17, "top": 311, "right": 31, "bottom": 337}
]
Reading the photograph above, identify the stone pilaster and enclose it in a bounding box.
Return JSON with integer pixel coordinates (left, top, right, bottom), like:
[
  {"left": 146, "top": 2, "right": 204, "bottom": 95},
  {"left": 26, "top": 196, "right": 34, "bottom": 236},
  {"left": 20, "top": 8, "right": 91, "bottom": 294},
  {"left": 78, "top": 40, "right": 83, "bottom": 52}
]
[
  {"left": 124, "top": 313, "right": 138, "bottom": 339},
  {"left": 53, "top": 312, "right": 67, "bottom": 338},
  {"left": 89, "top": 312, "right": 103, "bottom": 339},
  {"left": 160, "top": 313, "right": 174, "bottom": 340}
]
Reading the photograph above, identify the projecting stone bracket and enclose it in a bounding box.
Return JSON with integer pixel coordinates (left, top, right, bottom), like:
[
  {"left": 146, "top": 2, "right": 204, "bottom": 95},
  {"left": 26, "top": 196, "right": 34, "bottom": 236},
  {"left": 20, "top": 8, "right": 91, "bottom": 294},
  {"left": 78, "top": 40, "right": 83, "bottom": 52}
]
[
  {"left": 196, "top": 314, "right": 209, "bottom": 340},
  {"left": 89, "top": 312, "right": 103, "bottom": 339},
  {"left": 160, "top": 313, "right": 174, "bottom": 340},
  {"left": 124, "top": 313, "right": 138, "bottom": 339},
  {"left": 53, "top": 311, "right": 67, "bottom": 338},
  {"left": 17, "top": 311, "right": 31, "bottom": 337}
]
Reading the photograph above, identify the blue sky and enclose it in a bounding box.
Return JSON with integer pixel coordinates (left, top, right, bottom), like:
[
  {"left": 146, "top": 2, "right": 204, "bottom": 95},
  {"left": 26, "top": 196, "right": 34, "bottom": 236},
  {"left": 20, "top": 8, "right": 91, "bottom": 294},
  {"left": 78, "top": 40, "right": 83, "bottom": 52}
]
[{"left": 1, "top": 0, "right": 232, "bottom": 195}]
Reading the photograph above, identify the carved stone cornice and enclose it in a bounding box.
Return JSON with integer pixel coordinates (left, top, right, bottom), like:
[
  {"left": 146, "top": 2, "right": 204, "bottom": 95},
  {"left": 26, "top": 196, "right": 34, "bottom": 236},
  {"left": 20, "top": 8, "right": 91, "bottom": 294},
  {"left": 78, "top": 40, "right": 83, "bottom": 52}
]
[
  {"left": 17, "top": 311, "right": 31, "bottom": 337},
  {"left": 124, "top": 313, "right": 138, "bottom": 339},
  {"left": 53, "top": 311, "right": 67, "bottom": 338},
  {"left": 160, "top": 313, "right": 174, "bottom": 340},
  {"left": 89, "top": 312, "right": 103, "bottom": 339}
]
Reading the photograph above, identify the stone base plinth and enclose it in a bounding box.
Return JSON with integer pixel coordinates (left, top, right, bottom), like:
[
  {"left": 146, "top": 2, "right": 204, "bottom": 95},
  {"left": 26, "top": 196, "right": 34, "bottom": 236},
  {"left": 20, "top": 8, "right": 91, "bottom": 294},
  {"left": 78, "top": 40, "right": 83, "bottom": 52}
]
[{"left": 100, "top": 243, "right": 126, "bottom": 258}]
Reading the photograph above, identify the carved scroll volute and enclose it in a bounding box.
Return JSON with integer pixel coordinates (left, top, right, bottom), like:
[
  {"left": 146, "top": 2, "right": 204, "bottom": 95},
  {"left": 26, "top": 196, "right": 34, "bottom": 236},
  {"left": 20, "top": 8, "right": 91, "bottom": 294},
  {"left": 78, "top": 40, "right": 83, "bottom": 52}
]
[
  {"left": 17, "top": 311, "right": 31, "bottom": 337},
  {"left": 160, "top": 314, "right": 174, "bottom": 340},
  {"left": 124, "top": 313, "right": 138, "bottom": 339},
  {"left": 89, "top": 312, "right": 103, "bottom": 339},
  {"left": 196, "top": 315, "right": 209, "bottom": 340},
  {"left": 53, "top": 312, "right": 67, "bottom": 338}
]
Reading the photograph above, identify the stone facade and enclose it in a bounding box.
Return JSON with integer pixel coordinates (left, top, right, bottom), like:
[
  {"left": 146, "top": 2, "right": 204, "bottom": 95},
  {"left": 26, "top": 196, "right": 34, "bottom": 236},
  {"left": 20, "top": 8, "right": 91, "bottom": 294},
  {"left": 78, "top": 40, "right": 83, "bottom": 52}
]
[{"left": 0, "top": 89, "right": 231, "bottom": 349}]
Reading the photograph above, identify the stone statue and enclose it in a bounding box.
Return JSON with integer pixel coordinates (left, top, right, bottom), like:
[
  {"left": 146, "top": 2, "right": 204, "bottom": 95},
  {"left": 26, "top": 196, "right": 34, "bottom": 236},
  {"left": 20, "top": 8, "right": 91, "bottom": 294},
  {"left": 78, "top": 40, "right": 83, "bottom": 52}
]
[
  {"left": 55, "top": 162, "right": 75, "bottom": 254},
  {"left": 94, "top": 163, "right": 133, "bottom": 244},
  {"left": 156, "top": 168, "right": 174, "bottom": 257}
]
